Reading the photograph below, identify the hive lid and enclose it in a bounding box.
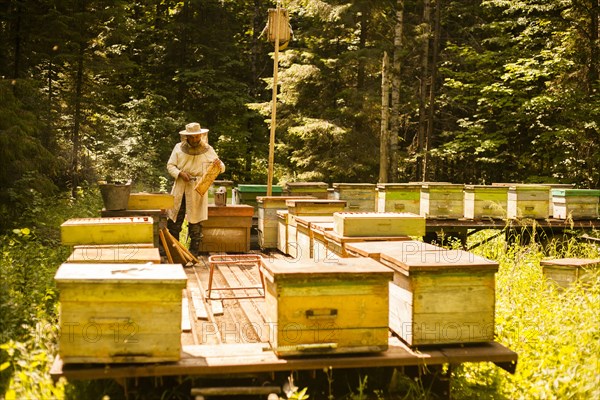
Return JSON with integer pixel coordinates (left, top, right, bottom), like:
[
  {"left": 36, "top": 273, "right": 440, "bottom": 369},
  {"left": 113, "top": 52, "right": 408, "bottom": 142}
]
[
  {"left": 236, "top": 184, "right": 283, "bottom": 193},
  {"left": 376, "top": 183, "right": 422, "bottom": 190},
  {"left": 61, "top": 217, "right": 153, "bottom": 226},
  {"left": 540, "top": 258, "right": 600, "bottom": 267},
  {"left": 294, "top": 215, "right": 335, "bottom": 226},
  {"left": 54, "top": 263, "right": 188, "bottom": 283},
  {"left": 284, "top": 181, "right": 328, "bottom": 188},
  {"left": 257, "top": 195, "right": 315, "bottom": 204},
  {"left": 333, "top": 212, "right": 422, "bottom": 220},
  {"left": 285, "top": 199, "right": 347, "bottom": 206},
  {"left": 261, "top": 257, "right": 393, "bottom": 279},
  {"left": 381, "top": 249, "right": 498, "bottom": 272},
  {"left": 333, "top": 183, "right": 377, "bottom": 189},
  {"left": 346, "top": 240, "right": 444, "bottom": 258},
  {"left": 551, "top": 189, "right": 600, "bottom": 197}
]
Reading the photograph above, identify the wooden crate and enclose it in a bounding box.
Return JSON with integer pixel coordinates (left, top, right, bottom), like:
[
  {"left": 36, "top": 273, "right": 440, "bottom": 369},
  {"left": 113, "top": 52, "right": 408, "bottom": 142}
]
[
  {"left": 541, "top": 258, "right": 600, "bottom": 289},
  {"left": 295, "top": 216, "right": 335, "bottom": 262},
  {"left": 464, "top": 185, "right": 508, "bottom": 219},
  {"left": 379, "top": 249, "right": 498, "bottom": 346},
  {"left": 332, "top": 183, "right": 377, "bottom": 211},
  {"left": 67, "top": 246, "right": 161, "bottom": 264},
  {"left": 261, "top": 257, "right": 393, "bottom": 356},
  {"left": 376, "top": 183, "right": 421, "bottom": 214},
  {"left": 284, "top": 182, "right": 329, "bottom": 199},
  {"left": 420, "top": 184, "right": 465, "bottom": 219},
  {"left": 257, "top": 196, "right": 316, "bottom": 249},
  {"left": 507, "top": 185, "right": 550, "bottom": 219},
  {"left": 61, "top": 217, "right": 154, "bottom": 246},
  {"left": 345, "top": 240, "right": 444, "bottom": 262},
  {"left": 324, "top": 231, "right": 411, "bottom": 258},
  {"left": 551, "top": 189, "right": 600, "bottom": 219},
  {"left": 127, "top": 193, "right": 174, "bottom": 210},
  {"left": 310, "top": 221, "right": 336, "bottom": 262},
  {"left": 200, "top": 205, "right": 254, "bottom": 253},
  {"left": 55, "top": 263, "right": 187, "bottom": 363},
  {"left": 332, "top": 212, "right": 425, "bottom": 237}
]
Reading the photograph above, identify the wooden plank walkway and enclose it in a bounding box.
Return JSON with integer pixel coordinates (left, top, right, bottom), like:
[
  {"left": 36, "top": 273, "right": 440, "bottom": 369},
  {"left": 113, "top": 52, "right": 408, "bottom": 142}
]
[{"left": 50, "top": 252, "right": 517, "bottom": 382}]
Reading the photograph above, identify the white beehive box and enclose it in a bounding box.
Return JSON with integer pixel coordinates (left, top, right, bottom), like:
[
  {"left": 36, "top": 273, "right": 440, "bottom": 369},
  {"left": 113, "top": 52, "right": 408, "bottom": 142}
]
[
  {"left": 333, "top": 183, "right": 377, "bottom": 211},
  {"left": 376, "top": 183, "right": 421, "bottom": 214},
  {"left": 55, "top": 263, "right": 187, "bottom": 363}
]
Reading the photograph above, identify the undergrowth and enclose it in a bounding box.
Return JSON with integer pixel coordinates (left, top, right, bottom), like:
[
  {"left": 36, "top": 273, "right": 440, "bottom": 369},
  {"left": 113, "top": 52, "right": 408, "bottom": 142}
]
[{"left": 1, "top": 196, "right": 599, "bottom": 399}]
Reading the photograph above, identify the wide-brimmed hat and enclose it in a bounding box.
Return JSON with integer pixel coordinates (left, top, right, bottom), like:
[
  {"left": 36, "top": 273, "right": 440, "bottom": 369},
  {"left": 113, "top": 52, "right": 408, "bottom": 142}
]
[{"left": 179, "top": 122, "right": 209, "bottom": 135}]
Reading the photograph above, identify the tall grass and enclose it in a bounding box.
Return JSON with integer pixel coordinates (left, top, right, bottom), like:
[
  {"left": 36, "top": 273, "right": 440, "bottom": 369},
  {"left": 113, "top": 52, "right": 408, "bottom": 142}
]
[{"left": 453, "top": 231, "right": 600, "bottom": 399}]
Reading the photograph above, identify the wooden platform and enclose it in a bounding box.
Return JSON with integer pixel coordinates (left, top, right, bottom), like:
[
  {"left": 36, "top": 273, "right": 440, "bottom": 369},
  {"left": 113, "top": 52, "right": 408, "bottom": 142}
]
[{"left": 50, "top": 253, "right": 517, "bottom": 382}]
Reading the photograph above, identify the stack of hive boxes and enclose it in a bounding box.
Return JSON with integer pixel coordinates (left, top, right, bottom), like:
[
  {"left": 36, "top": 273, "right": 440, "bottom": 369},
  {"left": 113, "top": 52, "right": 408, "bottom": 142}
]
[
  {"left": 257, "top": 196, "right": 315, "bottom": 250},
  {"left": 56, "top": 217, "right": 187, "bottom": 364}
]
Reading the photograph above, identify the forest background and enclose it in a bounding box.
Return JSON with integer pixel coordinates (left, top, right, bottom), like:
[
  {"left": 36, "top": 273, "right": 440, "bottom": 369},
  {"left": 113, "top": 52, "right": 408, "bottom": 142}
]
[{"left": 1, "top": 0, "right": 599, "bottom": 232}]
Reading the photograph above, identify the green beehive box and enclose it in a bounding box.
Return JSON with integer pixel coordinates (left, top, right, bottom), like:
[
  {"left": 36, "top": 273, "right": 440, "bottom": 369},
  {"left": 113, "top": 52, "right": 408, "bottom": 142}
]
[
  {"left": 507, "top": 185, "right": 550, "bottom": 219},
  {"left": 376, "top": 183, "right": 421, "bottom": 214},
  {"left": 464, "top": 185, "right": 508, "bottom": 219},
  {"left": 420, "top": 184, "right": 465, "bottom": 219},
  {"left": 551, "top": 189, "right": 600, "bottom": 219},
  {"left": 284, "top": 182, "right": 329, "bottom": 199}
]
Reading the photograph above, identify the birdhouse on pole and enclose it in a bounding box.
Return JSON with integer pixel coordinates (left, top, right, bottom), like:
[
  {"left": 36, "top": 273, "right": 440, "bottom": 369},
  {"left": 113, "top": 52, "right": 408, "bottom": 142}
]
[{"left": 267, "top": 8, "right": 291, "bottom": 44}]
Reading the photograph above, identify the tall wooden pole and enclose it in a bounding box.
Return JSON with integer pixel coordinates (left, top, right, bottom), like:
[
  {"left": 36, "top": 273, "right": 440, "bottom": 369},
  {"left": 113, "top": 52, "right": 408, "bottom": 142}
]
[{"left": 267, "top": 4, "right": 281, "bottom": 196}]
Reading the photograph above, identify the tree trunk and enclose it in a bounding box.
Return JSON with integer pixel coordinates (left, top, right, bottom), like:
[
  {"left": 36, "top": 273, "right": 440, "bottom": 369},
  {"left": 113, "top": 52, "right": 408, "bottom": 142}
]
[
  {"left": 416, "top": 0, "right": 431, "bottom": 181},
  {"left": 423, "top": 0, "right": 440, "bottom": 182},
  {"left": 389, "top": 0, "right": 404, "bottom": 183},
  {"left": 379, "top": 51, "right": 390, "bottom": 183},
  {"left": 71, "top": 40, "right": 85, "bottom": 198}
]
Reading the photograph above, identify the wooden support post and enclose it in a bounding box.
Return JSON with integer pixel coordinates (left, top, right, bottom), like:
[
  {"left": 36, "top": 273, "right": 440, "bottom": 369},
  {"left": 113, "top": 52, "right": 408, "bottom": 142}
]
[{"left": 267, "top": 4, "right": 281, "bottom": 196}]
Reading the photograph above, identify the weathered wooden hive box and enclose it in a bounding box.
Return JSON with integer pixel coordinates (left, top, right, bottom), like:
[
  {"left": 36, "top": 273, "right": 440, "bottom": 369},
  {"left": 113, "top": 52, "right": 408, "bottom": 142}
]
[
  {"left": 284, "top": 181, "right": 329, "bottom": 199},
  {"left": 310, "top": 221, "right": 336, "bottom": 262},
  {"left": 541, "top": 258, "right": 600, "bottom": 289},
  {"left": 295, "top": 215, "right": 335, "bottom": 262},
  {"left": 332, "top": 183, "right": 377, "bottom": 211},
  {"left": 261, "top": 257, "right": 393, "bottom": 356},
  {"left": 420, "top": 184, "right": 465, "bottom": 219},
  {"left": 201, "top": 205, "right": 253, "bottom": 253},
  {"left": 127, "top": 193, "right": 174, "bottom": 210},
  {"left": 463, "top": 185, "right": 508, "bottom": 219},
  {"left": 379, "top": 249, "right": 498, "bottom": 346},
  {"left": 376, "top": 183, "right": 421, "bottom": 214},
  {"left": 67, "top": 245, "right": 161, "bottom": 264},
  {"left": 55, "top": 263, "right": 187, "bottom": 363},
  {"left": 507, "top": 185, "right": 550, "bottom": 219},
  {"left": 285, "top": 199, "right": 347, "bottom": 259},
  {"left": 332, "top": 212, "right": 425, "bottom": 237},
  {"left": 258, "top": 196, "right": 315, "bottom": 249},
  {"left": 60, "top": 217, "right": 154, "bottom": 246},
  {"left": 551, "top": 189, "right": 600, "bottom": 219},
  {"left": 345, "top": 240, "right": 444, "bottom": 262}
]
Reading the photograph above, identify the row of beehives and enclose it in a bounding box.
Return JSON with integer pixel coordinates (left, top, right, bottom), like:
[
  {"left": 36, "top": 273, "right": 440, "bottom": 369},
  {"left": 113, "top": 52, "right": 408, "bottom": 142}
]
[
  {"left": 56, "top": 216, "right": 188, "bottom": 364},
  {"left": 237, "top": 182, "right": 600, "bottom": 220}
]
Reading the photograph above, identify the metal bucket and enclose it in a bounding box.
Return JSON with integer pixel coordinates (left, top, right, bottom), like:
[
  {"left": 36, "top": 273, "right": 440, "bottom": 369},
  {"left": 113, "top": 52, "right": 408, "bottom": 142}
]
[{"left": 99, "top": 182, "right": 131, "bottom": 210}]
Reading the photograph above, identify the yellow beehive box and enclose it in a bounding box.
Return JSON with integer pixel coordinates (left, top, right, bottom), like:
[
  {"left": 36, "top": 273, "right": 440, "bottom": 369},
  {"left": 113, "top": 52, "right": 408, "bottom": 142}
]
[
  {"left": 332, "top": 183, "right": 377, "bottom": 211},
  {"left": 376, "top": 183, "right": 422, "bottom": 213},
  {"left": 324, "top": 231, "right": 411, "bottom": 258},
  {"left": 420, "top": 184, "right": 465, "bottom": 218},
  {"left": 507, "top": 185, "right": 550, "bottom": 219},
  {"left": 541, "top": 258, "right": 600, "bottom": 289},
  {"left": 464, "top": 185, "right": 508, "bottom": 219},
  {"left": 55, "top": 263, "right": 187, "bottom": 363},
  {"left": 333, "top": 212, "right": 425, "bottom": 237},
  {"left": 345, "top": 240, "right": 444, "bottom": 262},
  {"left": 127, "top": 193, "right": 174, "bottom": 210},
  {"left": 295, "top": 216, "right": 335, "bottom": 262},
  {"left": 380, "top": 249, "right": 498, "bottom": 346},
  {"left": 257, "top": 196, "right": 316, "bottom": 249},
  {"left": 284, "top": 182, "right": 329, "bottom": 199},
  {"left": 67, "top": 245, "right": 161, "bottom": 264},
  {"left": 60, "top": 217, "right": 154, "bottom": 246},
  {"left": 276, "top": 210, "right": 290, "bottom": 255},
  {"left": 551, "top": 189, "right": 600, "bottom": 219},
  {"left": 261, "top": 257, "right": 393, "bottom": 356}
]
